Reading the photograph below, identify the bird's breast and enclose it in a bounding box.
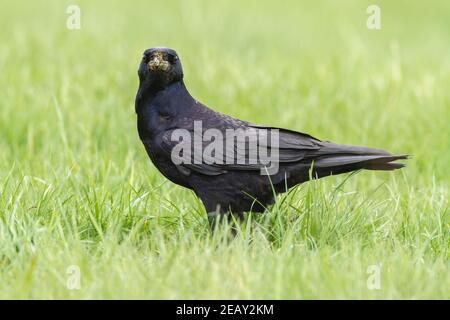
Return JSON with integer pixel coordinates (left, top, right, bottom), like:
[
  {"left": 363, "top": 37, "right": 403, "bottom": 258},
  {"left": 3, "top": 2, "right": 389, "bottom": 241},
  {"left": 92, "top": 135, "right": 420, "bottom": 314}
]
[{"left": 137, "top": 106, "right": 168, "bottom": 139}]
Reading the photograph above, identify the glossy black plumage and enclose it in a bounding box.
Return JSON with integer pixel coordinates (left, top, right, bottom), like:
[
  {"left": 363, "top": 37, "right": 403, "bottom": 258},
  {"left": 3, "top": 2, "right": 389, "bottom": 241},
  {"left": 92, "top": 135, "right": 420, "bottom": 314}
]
[{"left": 135, "top": 47, "right": 407, "bottom": 220}]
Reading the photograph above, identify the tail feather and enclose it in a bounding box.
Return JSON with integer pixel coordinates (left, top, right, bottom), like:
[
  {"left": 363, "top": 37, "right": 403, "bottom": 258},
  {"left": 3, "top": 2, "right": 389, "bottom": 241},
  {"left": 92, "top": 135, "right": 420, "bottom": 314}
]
[
  {"left": 274, "top": 142, "right": 408, "bottom": 188},
  {"left": 310, "top": 142, "right": 408, "bottom": 178},
  {"left": 314, "top": 154, "right": 408, "bottom": 169}
]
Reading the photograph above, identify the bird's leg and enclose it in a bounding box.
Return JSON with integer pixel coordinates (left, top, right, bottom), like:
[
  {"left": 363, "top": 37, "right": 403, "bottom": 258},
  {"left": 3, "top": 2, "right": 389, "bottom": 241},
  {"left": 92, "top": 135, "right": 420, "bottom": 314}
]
[
  {"left": 207, "top": 208, "right": 226, "bottom": 232},
  {"left": 207, "top": 211, "right": 220, "bottom": 228},
  {"left": 207, "top": 208, "right": 244, "bottom": 237},
  {"left": 208, "top": 212, "right": 239, "bottom": 238}
]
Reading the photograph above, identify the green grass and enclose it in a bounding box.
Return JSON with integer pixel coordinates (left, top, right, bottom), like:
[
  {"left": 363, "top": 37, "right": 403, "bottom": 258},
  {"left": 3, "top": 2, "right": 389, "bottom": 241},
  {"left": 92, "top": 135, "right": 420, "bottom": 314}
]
[{"left": 0, "top": 0, "right": 449, "bottom": 299}]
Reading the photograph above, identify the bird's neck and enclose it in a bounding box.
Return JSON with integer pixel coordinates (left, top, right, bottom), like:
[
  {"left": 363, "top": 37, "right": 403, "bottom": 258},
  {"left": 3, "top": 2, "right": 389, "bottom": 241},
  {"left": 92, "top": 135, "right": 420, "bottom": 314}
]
[{"left": 135, "top": 80, "right": 192, "bottom": 113}]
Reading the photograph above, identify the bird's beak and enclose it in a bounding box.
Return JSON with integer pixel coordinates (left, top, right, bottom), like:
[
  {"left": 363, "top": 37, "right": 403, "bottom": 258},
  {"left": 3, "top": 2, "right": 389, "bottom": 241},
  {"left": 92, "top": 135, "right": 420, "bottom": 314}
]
[{"left": 148, "top": 52, "right": 170, "bottom": 71}]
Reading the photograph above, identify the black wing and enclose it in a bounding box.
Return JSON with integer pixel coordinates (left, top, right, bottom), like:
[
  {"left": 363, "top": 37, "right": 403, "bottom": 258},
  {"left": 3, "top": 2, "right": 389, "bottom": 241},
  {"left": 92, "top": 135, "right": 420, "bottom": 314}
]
[{"left": 158, "top": 123, "right": 324, "bottom": 176}]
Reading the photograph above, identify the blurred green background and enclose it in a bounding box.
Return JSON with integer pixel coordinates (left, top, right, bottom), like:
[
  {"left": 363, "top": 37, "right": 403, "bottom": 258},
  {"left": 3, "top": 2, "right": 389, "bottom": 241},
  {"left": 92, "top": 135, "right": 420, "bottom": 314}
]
[{"left": 0, "top": 0, "right": 448, "bottom": 299}]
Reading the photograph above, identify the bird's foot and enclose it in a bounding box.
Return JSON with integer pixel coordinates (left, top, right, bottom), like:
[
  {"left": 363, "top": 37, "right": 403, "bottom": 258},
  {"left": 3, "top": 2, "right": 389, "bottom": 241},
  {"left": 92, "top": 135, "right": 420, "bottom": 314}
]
[
  {"left": 207, "top": 211, "right": 223, "bottom": 230},
  {"left": 207, "top": 211, "right": 241, "bottom": 237}
]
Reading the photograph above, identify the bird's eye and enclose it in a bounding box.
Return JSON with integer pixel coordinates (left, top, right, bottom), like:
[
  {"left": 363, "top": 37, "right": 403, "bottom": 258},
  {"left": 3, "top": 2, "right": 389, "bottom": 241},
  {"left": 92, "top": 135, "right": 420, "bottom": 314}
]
[
  {"left": 142, "top": 55, "right": 148, "bottom": 62},
  {"left": 168, "top": 55, "right": 178, "bottom": 64}
]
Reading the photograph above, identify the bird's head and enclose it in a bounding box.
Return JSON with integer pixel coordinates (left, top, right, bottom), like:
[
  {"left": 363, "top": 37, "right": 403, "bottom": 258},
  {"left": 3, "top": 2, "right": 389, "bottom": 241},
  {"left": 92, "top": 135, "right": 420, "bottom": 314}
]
[{"left": 138, "top": 47, "right": 183, "bottom": 90}]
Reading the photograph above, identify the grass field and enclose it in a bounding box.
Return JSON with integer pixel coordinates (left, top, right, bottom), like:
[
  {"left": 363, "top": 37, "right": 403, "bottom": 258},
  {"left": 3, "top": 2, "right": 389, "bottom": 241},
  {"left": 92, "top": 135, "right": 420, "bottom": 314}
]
[{"left": 0, "top": 0, "right": 448, "bottom": 299}]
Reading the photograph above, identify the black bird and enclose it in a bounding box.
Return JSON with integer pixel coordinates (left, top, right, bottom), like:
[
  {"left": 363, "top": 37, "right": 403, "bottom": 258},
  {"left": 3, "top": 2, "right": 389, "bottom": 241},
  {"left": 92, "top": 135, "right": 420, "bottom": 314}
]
[{"left": 135, "top": 47, "right": 407, "bottom": 226}]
